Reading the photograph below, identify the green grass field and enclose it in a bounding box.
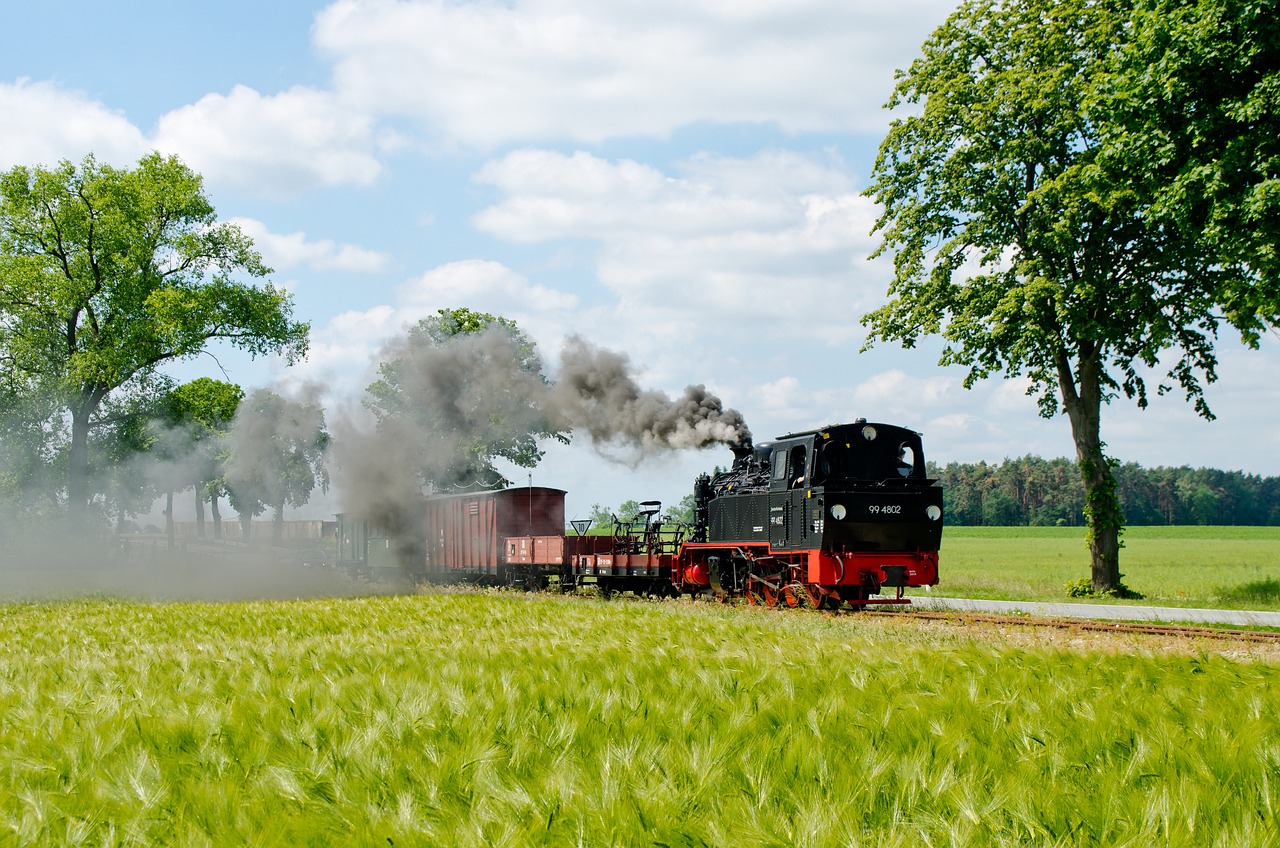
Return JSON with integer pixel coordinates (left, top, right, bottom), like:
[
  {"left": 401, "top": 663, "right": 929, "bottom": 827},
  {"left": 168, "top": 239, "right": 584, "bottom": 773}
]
[
  {"left": 911, "top": 525, "right": 1280, "bottom": 609},
  {"left": 2, "top": 591, "right": 1279, "bottom": 846}
]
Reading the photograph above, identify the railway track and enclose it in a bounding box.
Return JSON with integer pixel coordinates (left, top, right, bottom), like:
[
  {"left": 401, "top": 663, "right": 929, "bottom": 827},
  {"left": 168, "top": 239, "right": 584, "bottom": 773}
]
[{"left": 869, "top": 608, "right": 1280, "bottom": 643}]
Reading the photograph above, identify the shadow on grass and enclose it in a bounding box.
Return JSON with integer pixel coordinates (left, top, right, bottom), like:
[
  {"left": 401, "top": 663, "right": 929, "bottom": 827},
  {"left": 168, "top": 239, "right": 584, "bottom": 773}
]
[{"left": 1219, "top": 578, "right": 1280, "bottom": 607}]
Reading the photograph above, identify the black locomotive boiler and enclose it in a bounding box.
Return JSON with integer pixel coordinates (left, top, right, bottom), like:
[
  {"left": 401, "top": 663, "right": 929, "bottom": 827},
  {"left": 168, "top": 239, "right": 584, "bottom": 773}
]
[{"left": 337, "top": 419, "right": 943, "bottom": 608}]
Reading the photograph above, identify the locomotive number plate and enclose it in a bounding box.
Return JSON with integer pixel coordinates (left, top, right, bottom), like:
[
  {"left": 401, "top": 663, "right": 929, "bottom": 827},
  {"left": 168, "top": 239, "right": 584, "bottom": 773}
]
[{"left": 867, "top": 505, "right": 902, "bottom": 514}]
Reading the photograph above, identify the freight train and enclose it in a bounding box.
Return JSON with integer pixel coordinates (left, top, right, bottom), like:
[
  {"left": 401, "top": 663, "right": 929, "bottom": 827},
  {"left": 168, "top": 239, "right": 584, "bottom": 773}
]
[{"left": 337, "top": 419, "right": 943, "bottom": 608}]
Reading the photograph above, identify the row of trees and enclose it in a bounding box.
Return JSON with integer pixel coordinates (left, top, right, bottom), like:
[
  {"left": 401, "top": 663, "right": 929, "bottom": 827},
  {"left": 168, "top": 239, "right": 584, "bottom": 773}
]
[
  {"left": 0, "top": 370, "right": 330, "bottom": 543},
  {"left": 932, "top": 457, "right": 1280, "bottom": 527},
  {"left": 0, "top": 153, "right": 322, "bottom": 543}
]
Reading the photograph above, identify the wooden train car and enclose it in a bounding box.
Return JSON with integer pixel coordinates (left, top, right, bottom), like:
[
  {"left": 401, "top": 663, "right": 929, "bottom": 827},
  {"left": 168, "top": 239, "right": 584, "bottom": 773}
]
[{"left": 421, "top": 486, "right": 565, "bottom": 586}]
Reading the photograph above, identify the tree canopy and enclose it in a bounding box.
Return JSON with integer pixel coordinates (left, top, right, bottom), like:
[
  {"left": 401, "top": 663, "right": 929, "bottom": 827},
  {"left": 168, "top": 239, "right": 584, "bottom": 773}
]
[
  {"left": 862, "top": 0, "right": 1280, "bottom": 591},
  {"left": 0, "top": 152, "right": 309, "bottom": 530},
  {"left": 363, "top": 307, "right": 568, "bottom": 491}
]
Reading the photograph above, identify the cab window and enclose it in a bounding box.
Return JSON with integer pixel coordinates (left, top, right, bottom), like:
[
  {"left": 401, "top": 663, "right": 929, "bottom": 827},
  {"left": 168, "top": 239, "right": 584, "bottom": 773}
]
[
  {"left": 789, "top": 445, "right": 807, "bottom": 488},
  {"left": 897, "top": 444, "right": 915, "bottom": 477},
  {"left": 771, "top": 450, "right": 787, "bottom": 482}
]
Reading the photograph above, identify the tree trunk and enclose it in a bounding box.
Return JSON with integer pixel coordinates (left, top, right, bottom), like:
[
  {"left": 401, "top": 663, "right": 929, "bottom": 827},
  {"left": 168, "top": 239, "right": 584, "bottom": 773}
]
[
  {"left": 1056, "top": 348, "right": 1123, "bottom": 593},
  {"left": 211, "top": 495, "right": 222, "bottom": 539},
  {"left": 194, "top": 484, "right": 206, "bottom": 538},
  {"left": 165, "top": 490, "right": 175, "bottom": 551},
  {"left": 240, "top": 512, "right": 252, "bottom": 542},
  {"left": 67, "top": 399, "right": 93, "bottom": 534},
  {"left": 273, "top": 503, "right": 284, "bottom": 542},
  {"left": 67, "top": 384, "right": 109, "bottom": 536}
]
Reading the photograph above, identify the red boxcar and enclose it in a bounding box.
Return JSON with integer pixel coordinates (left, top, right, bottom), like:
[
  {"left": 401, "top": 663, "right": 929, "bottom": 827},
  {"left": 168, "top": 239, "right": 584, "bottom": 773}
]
[{"left": 422, "top": 487, "right": 566, "bottom": 580}]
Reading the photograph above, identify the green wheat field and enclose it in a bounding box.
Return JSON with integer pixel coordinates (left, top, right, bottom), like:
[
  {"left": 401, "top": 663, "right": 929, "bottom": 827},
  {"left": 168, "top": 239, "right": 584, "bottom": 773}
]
[
  {"left": 3, "top": 589, "right": 1280, "bottom": 847},
  {"left": 909, "top": 526, "right": 1280, "bottom": 608}
]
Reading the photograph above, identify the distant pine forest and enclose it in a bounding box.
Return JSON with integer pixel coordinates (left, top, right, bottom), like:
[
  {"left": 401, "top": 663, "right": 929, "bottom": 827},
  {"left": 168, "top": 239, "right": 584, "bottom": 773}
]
[{"left": 928, "top": 458, "right": 1280, "bottom": 526}]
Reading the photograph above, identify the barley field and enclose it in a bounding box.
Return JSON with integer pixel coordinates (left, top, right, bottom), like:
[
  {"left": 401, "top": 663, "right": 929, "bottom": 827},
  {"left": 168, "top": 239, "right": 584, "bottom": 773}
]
[{"left": 2, "top": 591, "right": 1279, "bottom": 846}]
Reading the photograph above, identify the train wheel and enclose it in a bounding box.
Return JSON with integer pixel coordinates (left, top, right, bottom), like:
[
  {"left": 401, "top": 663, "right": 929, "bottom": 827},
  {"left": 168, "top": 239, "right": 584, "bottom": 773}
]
[
  {"left": 803, "top": 583, "right": 825, "bottom": 609},
  {"left": 807, "top": 585, "right": 844, "bottom": 611},
  {"left": 761, "top": 583, "right": 780, "bottom": 608},
  {"left": 781, "top": 584, "right": 803, "bottom": 608}
]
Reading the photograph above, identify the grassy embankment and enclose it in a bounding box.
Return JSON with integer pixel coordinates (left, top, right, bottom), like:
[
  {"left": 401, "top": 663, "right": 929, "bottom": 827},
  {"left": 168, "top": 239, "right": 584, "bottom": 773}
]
[
  {"left": 913, "top": 526, "right": 1280, "bottom": 609},
  {"left": 2, "top": 591, "right": 1279, "bottom": 846}
]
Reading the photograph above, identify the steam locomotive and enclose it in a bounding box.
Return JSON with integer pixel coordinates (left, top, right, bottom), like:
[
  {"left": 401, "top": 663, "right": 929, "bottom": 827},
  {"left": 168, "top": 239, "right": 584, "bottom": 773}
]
[{"left": 337, "top": 419, "right": 942, "bottom": 608}]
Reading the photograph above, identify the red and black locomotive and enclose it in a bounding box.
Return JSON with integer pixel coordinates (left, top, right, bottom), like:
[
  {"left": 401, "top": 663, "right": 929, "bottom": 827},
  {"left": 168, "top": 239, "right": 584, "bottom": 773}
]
[{"left": 338, "top": 419, "right": 943, "bottom": 608}]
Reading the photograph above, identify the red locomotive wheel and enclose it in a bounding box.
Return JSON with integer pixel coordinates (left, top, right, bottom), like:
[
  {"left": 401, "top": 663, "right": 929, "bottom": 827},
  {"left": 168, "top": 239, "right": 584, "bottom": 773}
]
[
  {"left": 781, "top": 584, "right": 803, "bottom": 608},
  {"left": 803, "top": 584, "right": 841, "bottom": 610},
  {"left": 803, "top": 583, "right": 824, "bottom": 609},
  {"left": 762, "top": 583, "right": 780, "bottom": 608}
]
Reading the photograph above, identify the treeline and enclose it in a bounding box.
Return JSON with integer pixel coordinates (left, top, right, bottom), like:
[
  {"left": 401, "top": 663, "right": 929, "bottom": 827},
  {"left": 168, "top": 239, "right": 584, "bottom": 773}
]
[{"left": 930, "top": 457, "right": 1280, "bottom": 526}]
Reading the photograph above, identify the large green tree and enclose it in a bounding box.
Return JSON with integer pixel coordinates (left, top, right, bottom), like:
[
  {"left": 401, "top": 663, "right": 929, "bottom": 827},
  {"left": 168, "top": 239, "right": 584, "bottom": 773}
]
[
  {"left": 363, "top": 307, "right": 568, "bottom": 491},
  {"left": 0, "top": 153, "right": 308, "bottom": 532},
  {"left": 862, "top": 0, "right": 1280, "bottom": 592}
]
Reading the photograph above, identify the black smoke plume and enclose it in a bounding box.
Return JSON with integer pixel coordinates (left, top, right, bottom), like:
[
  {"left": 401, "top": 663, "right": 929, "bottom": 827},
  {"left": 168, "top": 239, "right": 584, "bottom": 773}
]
[
  {"left": 331, "top": 326, "right": 751, "bottom": 543},
  {"left": 550, "top": 336, "right": 751, "bottom": 450}
]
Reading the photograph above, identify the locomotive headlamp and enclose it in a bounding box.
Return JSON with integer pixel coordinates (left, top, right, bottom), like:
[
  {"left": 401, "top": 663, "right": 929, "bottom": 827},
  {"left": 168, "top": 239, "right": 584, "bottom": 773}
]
[
  {"left": 830, "top": 504, "right": 847, "bottom": 520},
  {"left": 861, "top": 425, "right": 877, "bottom": 441},
  {"left": 926, "top": 505, "right": 942, "bottom": 521}
]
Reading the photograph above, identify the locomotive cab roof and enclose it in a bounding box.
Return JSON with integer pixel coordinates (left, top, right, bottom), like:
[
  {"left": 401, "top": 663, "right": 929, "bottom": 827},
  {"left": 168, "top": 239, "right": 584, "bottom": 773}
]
[{"left": 769, "top": 422, "right": 928, "bottom": 484}]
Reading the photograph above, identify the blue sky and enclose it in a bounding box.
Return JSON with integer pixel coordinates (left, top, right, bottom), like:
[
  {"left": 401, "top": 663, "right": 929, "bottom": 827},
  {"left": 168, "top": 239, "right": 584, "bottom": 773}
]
[{"left": 3, "top": 0, "right": 1278, "bottom": 520}]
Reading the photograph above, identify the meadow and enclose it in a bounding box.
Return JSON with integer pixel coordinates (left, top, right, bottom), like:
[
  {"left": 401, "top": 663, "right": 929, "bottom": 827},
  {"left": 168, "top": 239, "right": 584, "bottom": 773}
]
[
  {"left": 913, "top": 525, "right": 1280, "bottom": 609},
  {"left": 2, "top": 591, "right": 1279, "bottom": 846}
]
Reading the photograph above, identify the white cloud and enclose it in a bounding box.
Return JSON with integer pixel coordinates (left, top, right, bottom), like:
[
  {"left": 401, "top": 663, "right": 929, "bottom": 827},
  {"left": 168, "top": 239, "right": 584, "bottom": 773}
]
[
  {"left": 313, "top": 0, "right": 957, "bottom": 147},
  {"left": 0, "top": 79, "right": 147, "bottom": 169},
  {"left": 398, "top": 259, "right": 578, "bottom": 313},
  {"left": 750, "top": 376, "right": 807, "bottom": 414},
  {"left": 0, "top": 79, "right": 385, "bottom": 196},
  {"left": 153, "top": 85, "right": 383, "bottom": 195},
  {"left": 986, "top": 376, "right": 1040, "bottom": 415},
  {"left": 286, "top": 259, "right": 582, "bottom": 394},
  {"left": 397, "top": 259, "right": 584, "bottom": 359},
  {"left": 229, "top": 217, "right": 392, "bottom": 273},
  {"left": 283, "top": 304, "right": 399, "bottom": 380},
  {"left": 473, "top": 148, "right": 887, "bottom": 362},
  {"left": 852, "top": 370, "right": 955, "bottom": 418}
]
